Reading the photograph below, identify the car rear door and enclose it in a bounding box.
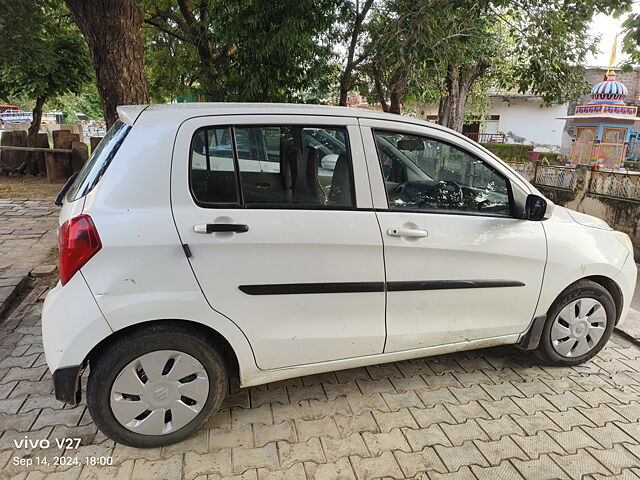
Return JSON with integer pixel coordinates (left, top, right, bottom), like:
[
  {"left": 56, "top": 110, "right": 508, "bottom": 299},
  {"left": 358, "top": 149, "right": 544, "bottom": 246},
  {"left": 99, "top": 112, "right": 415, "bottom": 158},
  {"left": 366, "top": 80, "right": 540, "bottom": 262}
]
[
  {"left": 171, "top": 114, "right": 386, "bottom": 370},
  {"left": 360, "top": 118, "right": 547, "bottom": 352}
]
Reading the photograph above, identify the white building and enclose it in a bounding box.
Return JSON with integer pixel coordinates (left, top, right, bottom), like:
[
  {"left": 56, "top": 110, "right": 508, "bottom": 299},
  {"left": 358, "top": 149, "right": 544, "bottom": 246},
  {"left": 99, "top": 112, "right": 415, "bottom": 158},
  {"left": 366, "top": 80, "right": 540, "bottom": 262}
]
[
  {"left": 414, "top": 95, "right": 571, "bottom": 153},
  {"left": 411, "top": 67, "right": 640, "bottom": 153}
]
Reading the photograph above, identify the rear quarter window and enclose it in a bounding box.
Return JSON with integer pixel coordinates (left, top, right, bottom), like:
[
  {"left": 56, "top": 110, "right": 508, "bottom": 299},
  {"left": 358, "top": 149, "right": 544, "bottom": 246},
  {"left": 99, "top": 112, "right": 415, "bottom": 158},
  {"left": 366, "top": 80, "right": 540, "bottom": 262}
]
[{"left": 66, "top": 120, "right": 131, "bottom": 202}]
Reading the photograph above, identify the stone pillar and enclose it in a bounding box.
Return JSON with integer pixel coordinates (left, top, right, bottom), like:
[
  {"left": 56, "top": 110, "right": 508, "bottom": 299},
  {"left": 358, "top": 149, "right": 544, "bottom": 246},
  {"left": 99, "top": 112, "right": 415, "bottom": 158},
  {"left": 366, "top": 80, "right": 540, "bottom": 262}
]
[
  {"left": 564, "top": 164, "right": 591, "bottom": 210},
  {"left": 71, "top": 141, "right": 88, "bottom": 173},
  {"left": 522, "top": 159, "right": 538, "bottom": 182},
  {"left": 52, "top": 130, "right": 79, "bottom": 177},
  {"left": 0, "top": 130, "right": 27, "bottom": 171}
]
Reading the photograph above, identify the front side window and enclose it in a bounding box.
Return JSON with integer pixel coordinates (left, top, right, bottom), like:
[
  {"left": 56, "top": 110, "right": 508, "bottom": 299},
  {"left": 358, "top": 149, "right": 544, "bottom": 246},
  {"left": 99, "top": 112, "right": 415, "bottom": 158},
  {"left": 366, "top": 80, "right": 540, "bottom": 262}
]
[
  {"left": 189, "top": 125, "right": 355, "bottom": 208},
  {"left": 374, "top": 130, "right": 511, "bottom": 216}
]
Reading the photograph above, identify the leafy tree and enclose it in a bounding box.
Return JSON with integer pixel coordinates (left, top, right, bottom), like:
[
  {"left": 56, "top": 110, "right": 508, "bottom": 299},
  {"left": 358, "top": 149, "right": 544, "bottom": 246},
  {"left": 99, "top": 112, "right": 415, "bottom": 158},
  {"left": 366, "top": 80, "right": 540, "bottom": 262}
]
[
  {"left": 143, "top": 0, "right": 340, "bottom": 102},
  {"left": 143, "top": 23, "right": 200, "bottom": 103},
  {"left": 621, "top": 8, "right": 640, "bottom": 67},
  {"left": 0, "top": 0, "right": 91, "bottom": 144},
  {"left": 335, "top": 0, "right": 376, "bottom": 106},
  {"left": 65, "top": 0, "right": 149, "bottom": 128},
  {"left": 357, "top": 0, "right": 632, "bottom": 131},
  {"left": 47, "top": 83, "right": 104, "bottom": 123}
]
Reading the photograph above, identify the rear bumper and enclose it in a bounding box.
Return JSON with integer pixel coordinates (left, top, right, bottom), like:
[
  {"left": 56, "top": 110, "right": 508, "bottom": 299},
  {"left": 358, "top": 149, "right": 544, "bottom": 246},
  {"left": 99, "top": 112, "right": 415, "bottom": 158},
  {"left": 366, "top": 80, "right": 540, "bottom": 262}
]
[
  {"left": 42, "top": 272, "right": 112, "bottom": 379},
  {"left": 52, "top": 365, "right": 83, "bottom": 404}
]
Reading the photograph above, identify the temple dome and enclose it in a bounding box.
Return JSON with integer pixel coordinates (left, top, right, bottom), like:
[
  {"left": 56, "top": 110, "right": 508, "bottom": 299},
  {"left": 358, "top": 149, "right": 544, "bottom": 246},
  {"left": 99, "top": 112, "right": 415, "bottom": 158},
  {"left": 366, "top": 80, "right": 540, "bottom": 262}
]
[{"left": 589, "top": 72, "right": 628, "bottom": 104}]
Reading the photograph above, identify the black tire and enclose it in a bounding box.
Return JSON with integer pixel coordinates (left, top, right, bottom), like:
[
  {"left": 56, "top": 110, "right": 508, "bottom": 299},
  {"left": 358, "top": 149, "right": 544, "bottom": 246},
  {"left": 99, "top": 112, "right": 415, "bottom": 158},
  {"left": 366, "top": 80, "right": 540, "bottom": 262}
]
[
  {"left": 537, "top": 280, "right": 616, "bottom": 366},
  {"left": 87, "top": 323, "right": 227, "bottom": 448}
]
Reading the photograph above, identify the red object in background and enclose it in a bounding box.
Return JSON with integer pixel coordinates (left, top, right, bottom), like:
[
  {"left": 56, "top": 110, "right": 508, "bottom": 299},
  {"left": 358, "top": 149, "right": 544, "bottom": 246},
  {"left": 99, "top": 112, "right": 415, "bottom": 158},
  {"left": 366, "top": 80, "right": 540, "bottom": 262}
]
[
  {"left": 527, "top": 151, "right": 541, "bottom": 162},
  {"left": 0, "top": 105, "right": 19, "bottom": 113}
]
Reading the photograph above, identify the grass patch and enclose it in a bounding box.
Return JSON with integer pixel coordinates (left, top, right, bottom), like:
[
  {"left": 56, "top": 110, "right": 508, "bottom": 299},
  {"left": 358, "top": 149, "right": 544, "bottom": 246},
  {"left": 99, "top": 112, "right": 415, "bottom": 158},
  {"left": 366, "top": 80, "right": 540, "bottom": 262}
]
[{"left": 0, "top": 175, "right": 63, "bottom": 199}]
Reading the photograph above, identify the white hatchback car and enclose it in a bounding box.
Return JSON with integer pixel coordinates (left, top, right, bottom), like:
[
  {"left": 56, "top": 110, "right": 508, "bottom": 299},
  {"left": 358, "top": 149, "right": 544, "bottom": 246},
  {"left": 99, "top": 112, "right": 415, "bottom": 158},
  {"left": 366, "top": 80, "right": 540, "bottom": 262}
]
[{"left": 43, "top": 103, "right": 636, "bottom": 447}]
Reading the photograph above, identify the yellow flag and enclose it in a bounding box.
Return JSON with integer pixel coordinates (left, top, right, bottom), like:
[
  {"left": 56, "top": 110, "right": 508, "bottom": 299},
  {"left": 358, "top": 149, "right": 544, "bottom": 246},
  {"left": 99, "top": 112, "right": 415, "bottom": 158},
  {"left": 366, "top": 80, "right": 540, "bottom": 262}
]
[{"left": 607, "top": 36, "right": 618, "bottom": 75}]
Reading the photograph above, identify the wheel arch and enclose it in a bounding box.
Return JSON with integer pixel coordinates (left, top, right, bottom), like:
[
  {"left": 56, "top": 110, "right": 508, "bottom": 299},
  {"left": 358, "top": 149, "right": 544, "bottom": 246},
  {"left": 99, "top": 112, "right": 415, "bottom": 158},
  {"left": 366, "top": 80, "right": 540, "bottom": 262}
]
[
  {"left": 86, "top": 319, "right": 242, "bottom": 379},
  {"left": 580, "top": 275, "right": 624, "bottom": 325}
]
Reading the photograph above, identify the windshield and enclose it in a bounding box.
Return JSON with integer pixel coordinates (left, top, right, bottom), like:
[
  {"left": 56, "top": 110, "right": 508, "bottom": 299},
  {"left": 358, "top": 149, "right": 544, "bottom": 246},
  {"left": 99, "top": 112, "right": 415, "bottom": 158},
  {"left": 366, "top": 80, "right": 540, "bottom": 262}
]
[{"left": 66, "top": 120, "right": 131, "bottom": 202}]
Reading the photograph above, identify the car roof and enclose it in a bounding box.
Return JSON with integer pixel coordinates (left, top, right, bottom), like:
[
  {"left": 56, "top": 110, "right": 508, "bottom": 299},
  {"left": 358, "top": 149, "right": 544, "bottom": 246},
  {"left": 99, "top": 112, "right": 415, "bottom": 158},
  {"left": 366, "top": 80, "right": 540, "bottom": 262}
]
[{"left": 117, "top": 102, "right": 449, "bottom": 133}]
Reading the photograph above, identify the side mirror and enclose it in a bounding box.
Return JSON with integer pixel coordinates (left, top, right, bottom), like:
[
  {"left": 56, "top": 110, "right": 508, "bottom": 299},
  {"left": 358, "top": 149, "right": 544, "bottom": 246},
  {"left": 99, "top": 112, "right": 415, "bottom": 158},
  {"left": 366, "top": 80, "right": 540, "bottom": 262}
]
[
  {"left": 525, "top": 194, "right": 547, "bottom": 221},
  {"left": 321, "top": 154, "right": 339, "bottom": 170}
]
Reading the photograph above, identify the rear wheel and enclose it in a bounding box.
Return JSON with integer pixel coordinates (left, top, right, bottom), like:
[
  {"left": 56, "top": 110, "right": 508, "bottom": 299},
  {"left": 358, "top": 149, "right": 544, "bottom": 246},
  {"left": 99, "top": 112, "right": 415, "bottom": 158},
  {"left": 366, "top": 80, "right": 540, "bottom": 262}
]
[
  {"left": 537, "top": 280, "right": 616, "bottom": 366},
  {"left": 87, "top": 324, "right": 227, "bottom": 447}
]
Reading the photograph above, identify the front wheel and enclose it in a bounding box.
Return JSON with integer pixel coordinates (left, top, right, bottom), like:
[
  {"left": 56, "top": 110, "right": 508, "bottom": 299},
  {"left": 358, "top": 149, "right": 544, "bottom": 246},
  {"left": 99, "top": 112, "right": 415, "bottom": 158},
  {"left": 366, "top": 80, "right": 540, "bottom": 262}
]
[
  {"left": 537, "top": 280, "right": 616, "bottom": 366},
  {"left": 87, "top": 324, "right": 227, "bottom": 448}
]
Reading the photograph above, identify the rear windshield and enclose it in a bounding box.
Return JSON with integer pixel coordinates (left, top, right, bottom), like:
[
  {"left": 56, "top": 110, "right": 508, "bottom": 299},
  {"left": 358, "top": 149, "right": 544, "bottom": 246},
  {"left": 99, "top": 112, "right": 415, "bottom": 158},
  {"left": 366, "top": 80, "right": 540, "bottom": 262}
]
[{"left": 66, "top": 120, "right": 131, "bottom": 201}]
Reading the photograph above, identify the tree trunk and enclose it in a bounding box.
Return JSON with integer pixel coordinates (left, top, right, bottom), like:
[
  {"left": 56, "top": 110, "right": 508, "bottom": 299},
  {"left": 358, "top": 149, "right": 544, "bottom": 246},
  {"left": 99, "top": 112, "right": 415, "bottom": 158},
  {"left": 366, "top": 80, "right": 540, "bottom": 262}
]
[
  {"left": 437, "top": 63, "right": 486, "bottom": 132},
  {"left": 27, "top": 96, "right": 46, "bottom": 146},
  {"left": 176, "top": 0, "right": 219, "bottom": 98},
  {"left": 371, "top": 65, "right": 389, "bottom": 113},
  {"left": 388, "top": 72, "right": 405, "bottom": 115},
  {"left": 389, "top": 89, "right": 402, "bottom": 114},
  {"left": 338, "top": 66, "right": 354, "bottom": 107},
  {"left": 338, "top": 0, "right": 375, "bottom": 106},
  {"left": 25, "top": 95, "right": 46, "bottom": 175},
  {"left": 65, "top": 0, "right": 149, "bottom": 128}
]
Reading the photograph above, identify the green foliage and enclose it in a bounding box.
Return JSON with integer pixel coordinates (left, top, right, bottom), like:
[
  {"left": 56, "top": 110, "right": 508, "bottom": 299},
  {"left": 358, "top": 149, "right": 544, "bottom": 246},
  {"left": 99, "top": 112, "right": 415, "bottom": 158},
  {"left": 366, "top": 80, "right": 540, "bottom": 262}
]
[
  {"left": 498, "top": 0, "right": 629, "bottom": 105},
  {"left": 142, "top": 0, "right": 341, "bottom": 103},
  {"left": 214, "top": 0, "right": 339, "bottom": 102},
  {"left": 46, "top": 83, "right": 104, "bottom": 122},
  {"left": 484, "top": 143, "right": 533, "bottom": 163},
  {"left": 0, "top": 0, "right": 91, "bottom": 106},
  {"left": 0, "top": 96, "right": 34, "bottom": 111},
  {"left": 143, "top": 23, "right": 200, "bottom": 103},
  {"left": 625, "top": 160, "right": 640, "bottom": 172},
  {"left": 354, "top": 0, "right": 634, "bottom": 121},
  {"left": 622, "top": 10, "right": 640, "bottom": 66}
]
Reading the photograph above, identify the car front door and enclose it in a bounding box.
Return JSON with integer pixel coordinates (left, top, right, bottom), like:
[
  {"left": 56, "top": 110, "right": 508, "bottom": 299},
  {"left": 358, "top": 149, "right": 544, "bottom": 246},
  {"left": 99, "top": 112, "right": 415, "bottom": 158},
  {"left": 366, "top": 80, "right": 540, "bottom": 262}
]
[
  {"left": 360, "top": 118, "right": 547, "bottom": 353},
  {"left": 171, "top": 115, "right": 386, "bottom": 370}
]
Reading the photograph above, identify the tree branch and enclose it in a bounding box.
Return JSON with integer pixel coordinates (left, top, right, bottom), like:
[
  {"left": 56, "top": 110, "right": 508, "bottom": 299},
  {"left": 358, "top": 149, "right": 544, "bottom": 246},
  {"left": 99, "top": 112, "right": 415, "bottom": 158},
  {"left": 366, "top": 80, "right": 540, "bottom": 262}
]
[{"left": 144, "top": 19, "right": 190, "bottom": 43}]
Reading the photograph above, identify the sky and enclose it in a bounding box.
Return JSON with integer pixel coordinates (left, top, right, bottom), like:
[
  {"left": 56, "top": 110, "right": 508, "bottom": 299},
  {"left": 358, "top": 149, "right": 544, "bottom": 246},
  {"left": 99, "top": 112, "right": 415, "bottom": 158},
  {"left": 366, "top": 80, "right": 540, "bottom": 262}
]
[{"left": 587, "top": 5, "right": 639, "bottom": 67}]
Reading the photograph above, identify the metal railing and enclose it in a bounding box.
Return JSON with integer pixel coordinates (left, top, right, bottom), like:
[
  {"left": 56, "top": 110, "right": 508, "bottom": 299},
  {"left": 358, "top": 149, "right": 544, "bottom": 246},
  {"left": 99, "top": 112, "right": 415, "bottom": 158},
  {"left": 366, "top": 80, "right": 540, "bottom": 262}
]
[
  {"left": 534, "top": 165, "right": 576, "bottom": 190},
  {"left": 464, "top": 132, "right": 506, "bottom": 144},
  {"left": 589, "top": 170, "right": 640, "bottom": 201}
]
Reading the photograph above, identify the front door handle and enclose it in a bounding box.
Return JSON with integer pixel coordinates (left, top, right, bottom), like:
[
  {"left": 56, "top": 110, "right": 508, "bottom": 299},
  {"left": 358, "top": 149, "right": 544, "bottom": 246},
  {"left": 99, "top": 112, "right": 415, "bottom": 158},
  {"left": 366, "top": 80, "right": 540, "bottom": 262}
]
[
  {"left": 194, "top": 224, "right": 249, "bottom": 234},
  {"left": 387, "top": 227, "right": 428, "bottom": 238}
]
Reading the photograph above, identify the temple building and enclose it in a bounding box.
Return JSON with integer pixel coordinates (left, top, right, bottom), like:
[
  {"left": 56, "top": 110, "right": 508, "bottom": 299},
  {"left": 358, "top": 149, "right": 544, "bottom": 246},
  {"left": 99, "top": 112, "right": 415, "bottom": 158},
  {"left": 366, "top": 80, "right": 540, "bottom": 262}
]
[{"left": 559, "top": 72, "right": 638, "bottom": 170}]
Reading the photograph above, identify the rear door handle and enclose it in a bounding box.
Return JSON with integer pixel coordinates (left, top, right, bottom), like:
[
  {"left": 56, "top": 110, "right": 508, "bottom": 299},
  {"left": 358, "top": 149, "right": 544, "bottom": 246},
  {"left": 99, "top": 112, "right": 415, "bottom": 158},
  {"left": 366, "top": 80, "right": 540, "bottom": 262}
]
[
  {"left": 387, "top": 227, "right": 428, "bottom": 238},
  {"left": 194, "top": 224, "right": 249, "bottom": 234}
]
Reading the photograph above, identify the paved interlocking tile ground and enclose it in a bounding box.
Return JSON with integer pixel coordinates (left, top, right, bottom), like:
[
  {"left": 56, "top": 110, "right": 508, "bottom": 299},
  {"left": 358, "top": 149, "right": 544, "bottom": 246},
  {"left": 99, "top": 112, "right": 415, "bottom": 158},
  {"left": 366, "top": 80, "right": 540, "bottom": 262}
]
[
  {"left": 0, "top": 199, "right": 57, "bottom": 270},
  {"left": 0, "top": 199, "right": 57, "bottom": 324},
  {"left": 1, "top": 281, "right": 640, "bottom": 480},
  {"left": 1, "top": 196, "right": 640, "bottom": 480}
]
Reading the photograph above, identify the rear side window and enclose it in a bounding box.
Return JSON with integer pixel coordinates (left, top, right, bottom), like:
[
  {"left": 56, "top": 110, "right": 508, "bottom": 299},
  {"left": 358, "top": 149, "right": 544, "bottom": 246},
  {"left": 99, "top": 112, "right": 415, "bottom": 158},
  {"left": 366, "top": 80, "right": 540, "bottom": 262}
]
[
  {"left": 189, "top": 125, "right": 355, "bottom": 208},
  {"left": 67, "top": 120, "right": 131, "bottom": 201},
  {"left": 190, "top": 127, "right": 239, "bottom": 204}
]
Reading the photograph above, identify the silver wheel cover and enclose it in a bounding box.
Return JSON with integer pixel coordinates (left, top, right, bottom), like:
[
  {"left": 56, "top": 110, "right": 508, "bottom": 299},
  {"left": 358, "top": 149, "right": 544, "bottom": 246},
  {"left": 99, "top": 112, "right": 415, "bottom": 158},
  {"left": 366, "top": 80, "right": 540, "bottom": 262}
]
[
  {"left": 551, "top": 298, "right": 607, "bottom": 358},
  {"left": 110, "top": 350, "right": 209, "bottom": 436}
]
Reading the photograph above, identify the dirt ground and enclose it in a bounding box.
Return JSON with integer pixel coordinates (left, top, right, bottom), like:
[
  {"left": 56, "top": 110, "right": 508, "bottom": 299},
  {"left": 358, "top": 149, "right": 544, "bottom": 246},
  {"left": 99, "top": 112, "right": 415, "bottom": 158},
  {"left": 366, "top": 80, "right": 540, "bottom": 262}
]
[{"left": 0, "top": 176, "right": 64, "bottom": 200}]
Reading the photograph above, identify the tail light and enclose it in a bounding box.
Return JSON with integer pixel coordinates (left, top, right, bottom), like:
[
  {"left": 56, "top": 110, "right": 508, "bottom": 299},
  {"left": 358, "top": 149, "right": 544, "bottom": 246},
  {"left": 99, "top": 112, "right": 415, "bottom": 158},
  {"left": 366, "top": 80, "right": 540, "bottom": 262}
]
[{"left": 58, "top": 215, "right": 102, "bottom": 285}]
